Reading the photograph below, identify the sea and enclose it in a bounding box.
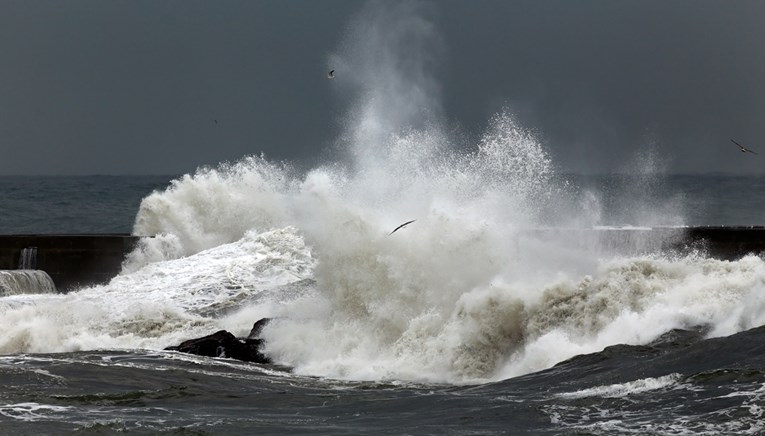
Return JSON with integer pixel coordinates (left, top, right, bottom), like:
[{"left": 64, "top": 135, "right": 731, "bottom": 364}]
[
  {"left": 2, "top": 124, "right": 765, "bottom": 435},
  {"left": 4, "top": 1, "right": 765, "bottom": 432}
]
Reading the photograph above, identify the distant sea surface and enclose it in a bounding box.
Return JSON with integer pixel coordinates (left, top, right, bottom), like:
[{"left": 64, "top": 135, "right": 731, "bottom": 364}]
[
  {"left": 3, "top": 174, "right": 765, "bottom": 235},
  {"left": 0, "top": 175, "right": 174, "bottom": 235},
  {"left": 1, "top": 172, "right": 765, "bottom": 434}
]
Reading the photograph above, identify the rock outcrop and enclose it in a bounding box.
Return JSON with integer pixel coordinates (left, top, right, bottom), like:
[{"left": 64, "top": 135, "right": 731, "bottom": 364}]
[{"left": 165, "top": 318, "right": 272, "bottom": 364}]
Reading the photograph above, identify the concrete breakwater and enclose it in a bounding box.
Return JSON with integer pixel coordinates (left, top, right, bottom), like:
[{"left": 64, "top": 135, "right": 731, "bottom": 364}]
[
  {"left": 527, "top": 226, "right": 765, "bottom": 260},
  {"left": 0, "top": 235, "right": 141, "bottom": 292},
  {"left": 0, "top": 227, "right": 764, "bottom": 293}
]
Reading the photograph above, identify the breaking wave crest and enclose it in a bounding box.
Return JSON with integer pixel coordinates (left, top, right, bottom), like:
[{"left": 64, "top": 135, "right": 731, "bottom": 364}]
[{"left": 2, "top": 0, "right": 764, "bottom": 386}]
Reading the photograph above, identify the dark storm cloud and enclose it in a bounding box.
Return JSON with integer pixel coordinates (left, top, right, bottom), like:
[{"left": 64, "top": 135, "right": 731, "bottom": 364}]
[
  {"left": 0, "top": 1, "right": 763, "bottom": 175},
  {"left": 438, "top": 0, "right": 765, "bottom": 174},
  {"left": 0, "top": 0, "right": 356, "bottom": 175}
]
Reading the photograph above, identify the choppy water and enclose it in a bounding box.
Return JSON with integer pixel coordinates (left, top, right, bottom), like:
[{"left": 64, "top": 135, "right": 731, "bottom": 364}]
[
  {"left": 3, "top": 154, "right": 765, "bottom": 436},
  {"left": 3, "top": 2, "right": 765, "bottom": 434},
  {"left": 1, "top": 325, "right": 764, "bottom": 434}
]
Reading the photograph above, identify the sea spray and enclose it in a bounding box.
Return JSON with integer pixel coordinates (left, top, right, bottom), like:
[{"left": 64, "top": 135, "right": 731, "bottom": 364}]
[
  {"left": 3, "top": 1, "right": 765, "bottom": 388},
  {"left": 0, "top": 270, "right": 56, "bottom": 296},
  {"left": 121, "top": 1, "right": 757, "bottom": 384},
  {"left": 0, "top": 128, "right": 762, "bottom": 383},
  {"left": 496, "top": 253, "right": 765, "bottom": 379},
  {"left": 263, "top": 250, "right": 765, "bottom": 383},
  {"left": 129, "top": 156, "right": 296, "bottom": 264},
  {"left": 0, "top": 228, "right": 315, "bottom": 354},
  {"left": 329, "top": 0, "right": 444, "bottom": 160}
]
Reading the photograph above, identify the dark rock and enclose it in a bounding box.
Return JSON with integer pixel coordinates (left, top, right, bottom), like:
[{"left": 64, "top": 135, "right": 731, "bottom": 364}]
[
  {"left": 247, "top": 318, "right": 272, "bottom": 339},
  {"left": 165, "top": 328, "right": 271, "bottom": 364}
]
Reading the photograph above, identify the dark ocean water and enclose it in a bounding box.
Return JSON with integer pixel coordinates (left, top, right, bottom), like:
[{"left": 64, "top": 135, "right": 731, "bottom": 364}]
[
  {"left": 1, "top": 327, "right": 764, "bottom": 435},
  {"left": 571, "top": 174, "right": 765, "bottom": 227},
  {"left": 0, "top": 175, "right": 175, "bottom": 235},
  {"left": 1, "top": 174, "right": 765, "bottom": 435}
]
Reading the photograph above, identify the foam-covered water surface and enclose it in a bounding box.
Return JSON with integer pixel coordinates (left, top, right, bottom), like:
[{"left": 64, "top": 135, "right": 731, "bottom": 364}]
[
  {"left": 2, "top": 1, "right": 765, "bottom": 433},
  {"left": 3, "top": 0, "right": 765, "bottom": 386}
]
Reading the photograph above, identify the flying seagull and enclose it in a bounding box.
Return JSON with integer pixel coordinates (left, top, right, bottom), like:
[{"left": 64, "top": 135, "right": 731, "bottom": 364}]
[
  {"left": 327, "top": 69, "right": 335, "bottom": 79},
  {"left": 388, "top": 219, "right": 416, "bottom": 235},
  {"left": 731, "top": 139, "right": 758, "bottom": 155}
]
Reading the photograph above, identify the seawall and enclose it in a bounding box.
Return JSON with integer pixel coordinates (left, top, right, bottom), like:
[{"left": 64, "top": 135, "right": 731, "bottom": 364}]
[
  {"left": 527, "top": 226, "right": 765, "bottom": 260},
  {"left": 0, "top": 235, "right": 142, "bottom": 292},
  {"left": 0, "top": 227, "right": 763, "bottom": 293},
  {"left": 674, "top": 226, "right": 765, "bottom": 259}
]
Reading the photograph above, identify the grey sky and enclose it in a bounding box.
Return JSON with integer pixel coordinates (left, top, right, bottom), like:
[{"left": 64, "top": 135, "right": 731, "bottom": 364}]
[{"left": 1, "top": 0, "right": 763, "bottom": 175}]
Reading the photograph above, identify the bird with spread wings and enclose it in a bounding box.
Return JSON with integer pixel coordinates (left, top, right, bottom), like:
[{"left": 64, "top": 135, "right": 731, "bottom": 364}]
[
  {"left": 388, "top": 220, "right": 416, "bottom": 235},
  {"left": 731, "top": 139, "right": 758, "bottom": 155}
]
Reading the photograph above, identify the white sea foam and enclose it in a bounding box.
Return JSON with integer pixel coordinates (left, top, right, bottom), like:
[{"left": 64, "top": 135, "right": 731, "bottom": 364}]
[
  {"left": 129, "top": 156, "right": 296, "bottom": 264},
  {"left": 1, "top": 1, "right": 764, "bottom": 386},
  {"left": 557, "top": 374, "right": 682, "bottom": 399},
  {"left": 0, "top": 270, "right": 56, "bottom": 296},
  {"left": 0, "top": 402, "right": 72, "bottom": 422},
  {"left": 548, "top": 377, "right": 765, "bottom": 434},
  {"left": 0, "top": 228, "right": 314, "bottom": 354}
]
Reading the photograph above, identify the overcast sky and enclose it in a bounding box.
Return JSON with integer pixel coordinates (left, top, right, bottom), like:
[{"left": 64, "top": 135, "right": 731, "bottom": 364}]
[{"left": 1, "top": 0, "right": 764, "bottom": 175}]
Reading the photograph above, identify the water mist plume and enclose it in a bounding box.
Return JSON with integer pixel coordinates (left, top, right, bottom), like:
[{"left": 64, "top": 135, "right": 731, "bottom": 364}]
[
  {"left": 108, "top": 1, "right": 765, "bottom": 387},
  {"left": 121, "top": 2, "right": 587, "bottom": 384},
  {"left": 330, "top": 0, "right": 444, "bottom": 163}
]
